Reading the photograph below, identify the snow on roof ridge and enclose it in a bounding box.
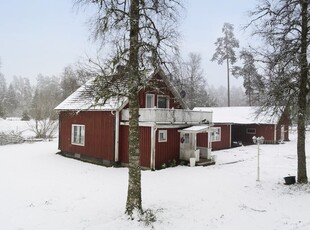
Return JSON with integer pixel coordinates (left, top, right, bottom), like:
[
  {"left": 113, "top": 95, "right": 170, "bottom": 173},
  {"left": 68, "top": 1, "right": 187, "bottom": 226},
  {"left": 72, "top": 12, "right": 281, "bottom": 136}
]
[{"left": 55, "top": 69, "right": 187, "bottom": 112}]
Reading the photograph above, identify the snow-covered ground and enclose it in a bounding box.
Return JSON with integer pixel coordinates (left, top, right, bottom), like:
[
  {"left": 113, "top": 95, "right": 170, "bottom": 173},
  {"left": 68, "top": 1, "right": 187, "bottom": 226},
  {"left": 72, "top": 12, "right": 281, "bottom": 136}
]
[
  {"left": 0, "top": 118, "right": 38, "bottom": 138},
  {"left": 0, "top": 122, "right": 310, "bottom": 229}
]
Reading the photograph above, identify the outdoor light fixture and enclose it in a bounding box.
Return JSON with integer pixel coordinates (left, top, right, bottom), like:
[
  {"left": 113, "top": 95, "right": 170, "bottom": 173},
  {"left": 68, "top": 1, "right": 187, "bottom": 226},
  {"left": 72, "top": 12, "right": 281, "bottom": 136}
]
[{"left": 252, "top": 136, "right": 264, "bottom": 182}]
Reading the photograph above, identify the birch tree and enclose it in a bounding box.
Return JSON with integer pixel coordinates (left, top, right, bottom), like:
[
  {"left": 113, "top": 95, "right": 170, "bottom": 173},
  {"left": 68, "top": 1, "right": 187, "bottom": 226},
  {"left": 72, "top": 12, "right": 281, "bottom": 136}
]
[
  {"left": 211, "top": 23, "right": 239, "bottom": 107},
  {"left": 75, "top": 0, "right": 182, "bottom": 218},
  {"left": 248, "top": 0, "right": 309, "bottom": 183}
]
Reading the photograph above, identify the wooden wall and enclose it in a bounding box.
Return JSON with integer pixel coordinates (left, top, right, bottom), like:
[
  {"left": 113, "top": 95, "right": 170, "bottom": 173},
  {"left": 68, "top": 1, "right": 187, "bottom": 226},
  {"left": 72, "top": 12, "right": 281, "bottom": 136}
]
[{"left": 58, "top": 111, "right": 115, "bottom": 161}]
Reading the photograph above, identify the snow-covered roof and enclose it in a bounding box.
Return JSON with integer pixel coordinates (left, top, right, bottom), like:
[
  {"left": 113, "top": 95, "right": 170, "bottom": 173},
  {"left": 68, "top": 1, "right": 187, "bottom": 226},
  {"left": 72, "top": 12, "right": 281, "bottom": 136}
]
[
  {"left": 55, "top": 81, "right": 127, "bottom": 111},
  {"left": 178, "top": 125, "right": 210, "bottom": 133},
  {"left": 55, "top": 69, "right": 187, "bottom": 112},
  {"left": 193, "top": 107, "right": 282, "bottom": 125}
]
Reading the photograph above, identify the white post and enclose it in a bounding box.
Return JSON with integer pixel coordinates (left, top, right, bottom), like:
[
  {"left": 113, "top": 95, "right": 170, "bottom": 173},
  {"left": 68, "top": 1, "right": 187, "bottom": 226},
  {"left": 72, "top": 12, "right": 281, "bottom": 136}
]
[
  {"left": 257, "top": 141, "right": 260, "bottom": 182},
  {"left": 253, "top": 136, "right": 264, "bottom": 182},
  {"left": 114, "top": 110, "right": 120, "bottom": 162}
]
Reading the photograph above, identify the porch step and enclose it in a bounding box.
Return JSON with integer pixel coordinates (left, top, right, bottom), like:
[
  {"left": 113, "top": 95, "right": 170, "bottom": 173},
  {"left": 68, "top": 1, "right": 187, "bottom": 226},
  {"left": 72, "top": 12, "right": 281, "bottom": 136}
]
[{"left": 196, "top": 159, "right": 215, "bottom": 167}]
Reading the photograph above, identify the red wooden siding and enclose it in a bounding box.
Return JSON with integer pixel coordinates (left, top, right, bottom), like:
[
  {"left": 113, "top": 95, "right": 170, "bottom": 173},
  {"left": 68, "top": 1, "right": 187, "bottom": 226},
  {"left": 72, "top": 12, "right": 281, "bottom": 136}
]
[
  {"left": 59, "top": 111, "right": 115, "bottom": 160},
  {"left": 119, "top": 125, "right": 151, "bottom": 168},
  {"left": 155, "top": 128, "right": 180, "bottom": 169},
  {"left": 232, "top": 124, "right": 275, "bottom": 145},
  {"left": 138, "top": 73, "right": 183, "bottom": 109},
  {"left": 197, "top": 125, "right": 231, "bottom": 150}
]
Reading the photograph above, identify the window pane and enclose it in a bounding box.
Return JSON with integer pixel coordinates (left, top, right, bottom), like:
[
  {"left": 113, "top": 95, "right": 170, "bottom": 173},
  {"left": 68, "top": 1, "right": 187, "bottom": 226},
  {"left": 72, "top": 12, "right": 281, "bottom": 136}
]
[
  {"left": 146, "top": 94, "right": 154, "bottom": 108},
  {"left": 211, "top": 127, "right": 221, "bottom": 142},
  {"left": 72, "top": 125, "right": 85, "bottom": 145},
  {"left": 158, "top": 96, "right": 168, "bottom": 108},
  {"left": 158, "top": 130, "right": 167, "bottom": 142},
  {"left": 184, "top": 133, "right": 189, "bottom": 143}
]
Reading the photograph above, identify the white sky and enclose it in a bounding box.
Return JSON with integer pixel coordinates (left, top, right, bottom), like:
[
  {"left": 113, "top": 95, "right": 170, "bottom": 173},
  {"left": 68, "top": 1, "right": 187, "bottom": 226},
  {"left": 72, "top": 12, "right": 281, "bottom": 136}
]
[{"left": 0, "top": 0, "right": 257, "bottom": 87}]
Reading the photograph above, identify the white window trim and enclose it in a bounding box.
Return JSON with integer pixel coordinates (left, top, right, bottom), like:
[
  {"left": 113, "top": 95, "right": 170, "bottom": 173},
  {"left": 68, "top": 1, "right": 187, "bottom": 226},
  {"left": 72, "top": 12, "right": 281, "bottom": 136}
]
[
  {"left": 71, "top": 124, "right": 85, "bottom": 146},
  {"left": 157, "top": 95, "right": 170, "bottom": 108},
  {"left": 246, "top": 128, "right": 256, "bottom": 135},
  {"left": 145, "top": 93, "right": 155, "bottom": 108},
  {"left": 158, "top": 130, "right": 167, "bottom": 142},
  {"left": 211, "top": 127, "right": 221, "bottom": 142}
]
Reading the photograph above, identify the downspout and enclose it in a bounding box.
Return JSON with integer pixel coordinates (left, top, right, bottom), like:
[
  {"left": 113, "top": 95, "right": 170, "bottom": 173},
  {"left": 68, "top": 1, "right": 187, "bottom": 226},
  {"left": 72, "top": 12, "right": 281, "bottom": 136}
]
[
  {"left": 150, "top": 125, "right": 157, "bottom": 170},
  {"left": 114, "top": 110, "right": 120, "bottom": 162}
]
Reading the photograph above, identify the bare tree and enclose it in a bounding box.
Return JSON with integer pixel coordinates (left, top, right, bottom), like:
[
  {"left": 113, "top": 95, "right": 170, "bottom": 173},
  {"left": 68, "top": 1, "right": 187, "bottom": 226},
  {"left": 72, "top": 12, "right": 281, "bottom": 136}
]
[
  {"left": 211, "top": 23, "right": 239, "bottom": 107},
  {"left": 172, "top": 53, "right": 216, "bottom": 108},
  {"left": 30, "top": 75, "right": 62, "bottom": 138},
  {"left": 75, "top": 0, "right": 182, "bottom": 218},
  {"left": 248, "top": 0, "right": 309, "bottom": 183}
]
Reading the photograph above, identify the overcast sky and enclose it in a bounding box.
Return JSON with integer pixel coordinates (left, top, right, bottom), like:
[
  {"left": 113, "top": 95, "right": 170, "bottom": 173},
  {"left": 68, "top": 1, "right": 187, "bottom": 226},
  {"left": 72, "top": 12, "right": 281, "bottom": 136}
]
[{"left": 0, "top": 0, "right": 257, "bottom": 87}]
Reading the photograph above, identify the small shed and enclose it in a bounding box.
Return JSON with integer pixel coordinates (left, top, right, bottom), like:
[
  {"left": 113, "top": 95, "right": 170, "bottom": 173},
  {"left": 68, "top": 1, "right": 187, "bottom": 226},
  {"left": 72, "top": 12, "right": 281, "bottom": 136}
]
[{"left": 193, "top": 106, "right": 290, "bottom": 149}]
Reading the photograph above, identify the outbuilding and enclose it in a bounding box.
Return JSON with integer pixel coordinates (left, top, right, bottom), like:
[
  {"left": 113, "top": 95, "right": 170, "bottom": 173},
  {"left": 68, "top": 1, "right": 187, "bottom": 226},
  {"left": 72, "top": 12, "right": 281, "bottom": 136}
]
[{"left": 193, "top": 106, "right": 290, "bottom": 150}]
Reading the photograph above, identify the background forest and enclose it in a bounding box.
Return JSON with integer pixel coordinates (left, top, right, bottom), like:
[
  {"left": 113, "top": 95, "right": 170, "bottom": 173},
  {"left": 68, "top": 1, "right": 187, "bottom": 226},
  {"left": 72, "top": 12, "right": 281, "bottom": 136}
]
[{"left": 0, "top": 56, "right": 249, "bottom": 121}]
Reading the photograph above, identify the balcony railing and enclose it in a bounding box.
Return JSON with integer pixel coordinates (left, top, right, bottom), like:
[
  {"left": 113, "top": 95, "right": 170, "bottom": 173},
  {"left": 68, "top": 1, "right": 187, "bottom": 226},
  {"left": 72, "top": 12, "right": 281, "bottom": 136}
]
[{"left": 121, "top": 108, "right": 212, "bottom": 124}]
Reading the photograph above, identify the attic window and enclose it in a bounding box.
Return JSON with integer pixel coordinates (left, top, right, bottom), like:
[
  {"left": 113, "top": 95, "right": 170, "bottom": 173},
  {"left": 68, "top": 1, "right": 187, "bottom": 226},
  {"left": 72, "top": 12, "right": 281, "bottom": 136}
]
[
  {"left": 72, "top": 124, "right": 85, "bottom": 146},
  {"left": 157, "top": 95, "right": 169, "bottom": 108}
]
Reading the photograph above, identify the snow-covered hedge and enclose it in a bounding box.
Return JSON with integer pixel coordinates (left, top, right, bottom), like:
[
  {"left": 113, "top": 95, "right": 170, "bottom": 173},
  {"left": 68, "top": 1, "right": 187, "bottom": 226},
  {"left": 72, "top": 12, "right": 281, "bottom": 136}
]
[{"left": 0, "top": 130, "right": 24, "bottom": 145}]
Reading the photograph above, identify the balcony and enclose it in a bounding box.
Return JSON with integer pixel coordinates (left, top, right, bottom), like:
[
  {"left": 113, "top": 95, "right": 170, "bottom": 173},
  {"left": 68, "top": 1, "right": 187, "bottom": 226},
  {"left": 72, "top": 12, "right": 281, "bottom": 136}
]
[{"left": 121, "top": 108, "right": 212, "bottom": 124}]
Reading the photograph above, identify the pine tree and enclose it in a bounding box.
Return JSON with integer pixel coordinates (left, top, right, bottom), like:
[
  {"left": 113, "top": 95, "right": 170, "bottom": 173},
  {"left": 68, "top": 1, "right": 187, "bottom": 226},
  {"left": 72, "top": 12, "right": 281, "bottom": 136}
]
[{"left": 211, "top": 23, "right": 239, "bottom": 107}]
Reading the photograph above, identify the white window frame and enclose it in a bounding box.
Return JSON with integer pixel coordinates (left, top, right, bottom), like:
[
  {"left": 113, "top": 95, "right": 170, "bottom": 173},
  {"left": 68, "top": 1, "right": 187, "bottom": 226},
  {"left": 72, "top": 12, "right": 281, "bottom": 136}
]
[
  {"left": 71, "top": 124, "right": 85, "bottom": 146},
  {"left": 246, "top": 128, "right": 256, "bottom": 135},
  {"left": 158, "top": 130, "right": 167, "bottom": 142},
  {"left": 145, "top": 94, "right": 155, "bottom": 108},
  {"left": 157, "top": 95, "right": 170, "bottom": 108},
  {"left": 211, "top": 127, "right": 221, "bottom": 142}
]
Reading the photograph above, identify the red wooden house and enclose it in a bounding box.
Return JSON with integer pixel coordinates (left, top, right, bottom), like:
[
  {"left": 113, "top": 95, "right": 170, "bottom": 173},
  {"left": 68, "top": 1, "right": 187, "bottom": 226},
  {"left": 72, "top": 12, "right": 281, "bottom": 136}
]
[
  {"left": 55, "top": 70, "right": 213, "bottom": 169},
  {"left": 194, "top": 106, "right": 290, "bottom": 150}
]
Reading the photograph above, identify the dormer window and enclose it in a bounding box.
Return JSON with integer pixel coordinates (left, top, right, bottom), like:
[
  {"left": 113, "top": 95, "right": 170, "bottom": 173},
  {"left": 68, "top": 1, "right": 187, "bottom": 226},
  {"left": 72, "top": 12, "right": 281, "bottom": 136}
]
[
  {"left": 146, "top": 94, "right": 155, "bottom": 108},
  {"left": 157, "top": 95, "right": 169, "bottom": 108}
]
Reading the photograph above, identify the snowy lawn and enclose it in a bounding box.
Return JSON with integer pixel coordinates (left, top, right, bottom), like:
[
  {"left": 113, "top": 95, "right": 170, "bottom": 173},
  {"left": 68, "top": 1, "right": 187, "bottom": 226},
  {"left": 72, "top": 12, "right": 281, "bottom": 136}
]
[{"left": 0, "top": 131, "right": 310, "bottom": 229}]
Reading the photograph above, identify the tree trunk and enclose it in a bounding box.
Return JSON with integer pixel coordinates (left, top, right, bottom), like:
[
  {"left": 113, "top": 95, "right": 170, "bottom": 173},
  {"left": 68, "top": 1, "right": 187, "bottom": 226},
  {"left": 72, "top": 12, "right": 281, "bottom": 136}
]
[
  {"left": 296, "top": 1, "right": 308, "bottom": 184},
  {"left": 125, "top": 0, "right": 143, "bottom": 216},
  {"left": 226, "top": 57, "right": 230, "bottom": 107}
]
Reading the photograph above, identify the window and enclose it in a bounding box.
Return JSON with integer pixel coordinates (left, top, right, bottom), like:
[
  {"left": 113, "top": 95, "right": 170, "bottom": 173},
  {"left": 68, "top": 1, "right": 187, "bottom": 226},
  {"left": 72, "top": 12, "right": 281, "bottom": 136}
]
[
  {"left": 211, "top": 127, "right": 221, "bottom": 142},
  {"left": 72, "top": 124, "right": 85, "bottom": 146},
  {"left": 158, "top": 130, "right": 167, "bottom": 142},
  {"left": 157, "top": 95, "right": 169, "bottom": 108},
  {"left": 246, "top": 128, "right": 256, "bottom": 135},
  {"left": 184, "top": 133, "right": 190, "bottom": 143},
  {"left": 145, "top": 94, "right": 155, "bottom": 108}
]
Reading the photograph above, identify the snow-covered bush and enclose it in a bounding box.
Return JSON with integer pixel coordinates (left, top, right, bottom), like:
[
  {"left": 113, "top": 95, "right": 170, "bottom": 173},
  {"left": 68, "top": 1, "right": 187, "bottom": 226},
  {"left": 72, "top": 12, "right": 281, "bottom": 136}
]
[{"left": 0, "top": 130, "right": 24, "bottom": 145}]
